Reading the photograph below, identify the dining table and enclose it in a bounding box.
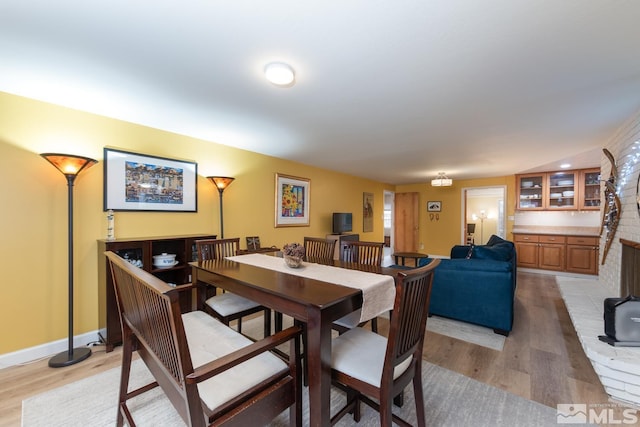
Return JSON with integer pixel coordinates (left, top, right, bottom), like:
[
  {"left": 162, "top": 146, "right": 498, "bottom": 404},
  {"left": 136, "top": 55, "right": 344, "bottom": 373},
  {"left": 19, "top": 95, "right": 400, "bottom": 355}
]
[{"left": 190, "top": 254, "right": 400, "bottom": 427}]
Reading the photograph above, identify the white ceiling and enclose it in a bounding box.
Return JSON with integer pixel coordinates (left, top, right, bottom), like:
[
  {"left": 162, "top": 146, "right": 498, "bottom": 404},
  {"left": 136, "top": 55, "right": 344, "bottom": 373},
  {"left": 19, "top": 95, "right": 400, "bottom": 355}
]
[{"left": 2, "top": 1, "right": 640, "bottom": 184}]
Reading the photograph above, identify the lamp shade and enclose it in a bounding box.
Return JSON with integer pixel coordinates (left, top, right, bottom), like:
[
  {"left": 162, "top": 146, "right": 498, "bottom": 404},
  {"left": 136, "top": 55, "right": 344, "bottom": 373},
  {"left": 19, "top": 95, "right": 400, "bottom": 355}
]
[
  {"left": 40, "top": 153, "right": 97, "bottom": 177},
  {"left": 207, "top": 176, "right": 235, "bottom": 193},
  {"left": 431, "top": 172, "right": 453, "bottom": 187}
]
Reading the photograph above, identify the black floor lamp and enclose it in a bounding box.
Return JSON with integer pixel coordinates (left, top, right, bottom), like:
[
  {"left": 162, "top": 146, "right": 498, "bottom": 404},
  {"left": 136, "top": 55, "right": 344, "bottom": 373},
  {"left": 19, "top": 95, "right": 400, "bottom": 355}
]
[
  {"left": 41, "top": 153, "right": 97, "bottom": 368},
  {"left": 207, "top": 176, "right": 235, "bottom": 239}
]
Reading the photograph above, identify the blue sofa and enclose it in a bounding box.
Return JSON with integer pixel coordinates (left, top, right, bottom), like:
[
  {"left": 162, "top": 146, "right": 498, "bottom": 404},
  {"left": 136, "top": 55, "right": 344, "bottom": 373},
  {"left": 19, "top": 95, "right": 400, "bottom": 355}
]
[{"left": 418, "top": 235, "right": 517, "bottom": 336}]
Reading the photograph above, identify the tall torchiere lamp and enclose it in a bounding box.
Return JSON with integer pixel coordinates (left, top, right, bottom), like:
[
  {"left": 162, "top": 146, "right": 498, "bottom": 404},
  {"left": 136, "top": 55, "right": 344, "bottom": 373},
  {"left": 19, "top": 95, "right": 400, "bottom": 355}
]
[
  {"left": 207, "top": 176, "right": 235, "bottom": 239},
  {"left": 478, "top": 210, "right": 488, "bottom": 244},
  {"left": 41, "top": 153, "right": 98, "bottom": 368}
]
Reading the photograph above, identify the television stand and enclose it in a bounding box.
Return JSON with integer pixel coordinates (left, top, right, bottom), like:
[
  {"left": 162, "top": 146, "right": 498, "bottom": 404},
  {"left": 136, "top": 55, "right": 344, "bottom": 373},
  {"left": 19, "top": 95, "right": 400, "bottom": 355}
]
[{"left": 326, "top": 233, "right": 359, "bottom": 260}]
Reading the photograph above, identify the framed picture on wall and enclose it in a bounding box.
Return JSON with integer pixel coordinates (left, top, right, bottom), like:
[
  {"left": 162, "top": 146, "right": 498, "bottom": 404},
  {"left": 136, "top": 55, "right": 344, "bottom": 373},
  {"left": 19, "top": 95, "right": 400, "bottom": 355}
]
[
  {"left": 103, "top": 148, "right": 198, "bottom": 212},
  {"left": 275, "top": 173, "right": 310, "bottom": 227},
  {"left": 427, "top": 201, "right": 441, "bottom": 212},
  {"left": 363, "top": 192, "right": 374, "bottom": 232}
]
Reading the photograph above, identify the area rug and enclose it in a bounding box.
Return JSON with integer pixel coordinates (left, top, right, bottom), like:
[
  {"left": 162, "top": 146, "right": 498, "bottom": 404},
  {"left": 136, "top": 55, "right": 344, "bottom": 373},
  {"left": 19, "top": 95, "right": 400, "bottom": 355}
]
[
  {"left": 22, "top": 358, "right": 559, "bottom": 426},
  {"left": 252, "top": 313, "right": 506, "bottom": 351},
  {"left": 353, "top": 312, "right": 506, "bottom": 351},
  {"left": 426, "top": 315, "right": 506, "bottom": 351}
]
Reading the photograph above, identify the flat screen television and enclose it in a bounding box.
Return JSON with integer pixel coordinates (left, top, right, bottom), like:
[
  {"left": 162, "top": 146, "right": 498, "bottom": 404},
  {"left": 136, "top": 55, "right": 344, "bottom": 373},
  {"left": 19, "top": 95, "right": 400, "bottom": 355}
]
[{"left": 332, "top": 212, "right": 352, "bottom": 234}]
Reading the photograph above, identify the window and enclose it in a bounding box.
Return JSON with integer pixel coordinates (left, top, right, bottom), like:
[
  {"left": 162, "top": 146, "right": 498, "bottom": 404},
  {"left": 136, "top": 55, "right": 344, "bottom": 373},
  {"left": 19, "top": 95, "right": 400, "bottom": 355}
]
[{"left": 383, "top": 209, "right": 392, "bottom": 229}]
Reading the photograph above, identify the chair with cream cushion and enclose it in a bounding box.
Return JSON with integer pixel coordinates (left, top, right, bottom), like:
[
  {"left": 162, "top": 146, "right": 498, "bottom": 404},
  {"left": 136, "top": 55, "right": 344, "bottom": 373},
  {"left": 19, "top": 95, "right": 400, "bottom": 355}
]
[
  {"left": 333, "top": 240, "right": 385, "bottom": 334},
  {"left": 105, "top": 251, "right": 302, "bottom": 427},
  {"left": 196, "top": 238, "right": 271, "bottom": 337},
  {"left": 330, "top": 259, "right": 440, "bottom": 427}
]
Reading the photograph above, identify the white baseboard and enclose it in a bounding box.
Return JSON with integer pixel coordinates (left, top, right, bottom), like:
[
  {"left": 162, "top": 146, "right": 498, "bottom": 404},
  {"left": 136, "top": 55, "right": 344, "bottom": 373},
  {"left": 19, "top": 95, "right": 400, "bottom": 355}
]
[{"left": 0, "top": 329, "right": 105, "bottom": 370}]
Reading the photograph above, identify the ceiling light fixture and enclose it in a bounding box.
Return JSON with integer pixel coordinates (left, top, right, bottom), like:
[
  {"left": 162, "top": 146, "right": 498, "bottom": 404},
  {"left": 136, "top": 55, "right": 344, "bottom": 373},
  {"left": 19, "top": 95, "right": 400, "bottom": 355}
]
[
  {"left": 264, "top": 62, "right": 295, "bottom": 87},
  {"left": 431, "top": 172, "right": 453, "bottom": 187},
  {"left": 560, "top": 163, "right": 571, "bottom": 169}
]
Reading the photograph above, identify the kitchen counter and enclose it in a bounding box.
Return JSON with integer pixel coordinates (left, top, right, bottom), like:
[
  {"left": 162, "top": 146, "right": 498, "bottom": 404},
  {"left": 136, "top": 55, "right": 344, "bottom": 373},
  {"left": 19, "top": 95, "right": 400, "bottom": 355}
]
[{"left": 512, "top": 226, "right": 600, "bottom": 237}]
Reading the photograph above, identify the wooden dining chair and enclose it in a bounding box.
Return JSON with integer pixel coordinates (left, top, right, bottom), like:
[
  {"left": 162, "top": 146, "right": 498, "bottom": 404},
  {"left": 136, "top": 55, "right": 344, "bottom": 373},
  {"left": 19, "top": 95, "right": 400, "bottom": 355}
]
[
  {"left": 303, "top": 237, "right": 336, "bottom": 264},
  {"left": 105, "top": 251, "right": 302, "bottom": 427},
  {"left": 341, "top": 240, "right": 384, "bottom": 265},
  {"left": 196, "top": 238, "right": 271, "bottom": 337},
  {"left": 330, "top": 259, "right": 440, "bottom": 427},
  {"left": 333, "top": 240, "right": 385, "bottom": 334}
]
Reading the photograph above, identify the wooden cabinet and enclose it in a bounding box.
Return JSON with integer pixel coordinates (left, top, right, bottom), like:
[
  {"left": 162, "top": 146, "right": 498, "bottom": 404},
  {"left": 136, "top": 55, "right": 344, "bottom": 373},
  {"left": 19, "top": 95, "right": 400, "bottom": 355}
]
[
  {"left": 514, "top": 234, "right": 565, "bottom": 270},
  {"left": 98, "top": 233, "right": 216, "bottom": 351},
  {"left": 516, "top": 173, "right": 546, "bottom": 210},
  {"left": 516, "top": 168, "right": 600, "bottom": 211},
  {"left": 514, "top": 234, "right": 539, "bottom": 268},
  {"left": 537, "top": 235, "right": 566, "bottom": 271},
  {"left": 566, "top": 236, "right": 599, "bottom": 275},
  {"left": 578, "top": 168, "right": 601, "bottom": 210},
  {"left": 514, "top": 233, "right": 598, "bottom": 275},
  {"left": 547, "top": 171, "right": 577, "bottom": 210}
]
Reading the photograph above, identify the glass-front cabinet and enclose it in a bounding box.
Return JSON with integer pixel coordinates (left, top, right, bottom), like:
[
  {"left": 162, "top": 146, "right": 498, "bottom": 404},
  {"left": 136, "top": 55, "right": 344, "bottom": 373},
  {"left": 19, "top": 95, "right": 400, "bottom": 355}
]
[
  {"left": 547, "top": 171, "right": 577, "bottom": 209},
  {"left": 517, "top": 173, "right": 545, "bottom": 210},
  {"left": 516, "top": 168, "right": 601, "bottom": 211},
  {"left": 579, "top": 168, "right": 601, "bottom": 210}
]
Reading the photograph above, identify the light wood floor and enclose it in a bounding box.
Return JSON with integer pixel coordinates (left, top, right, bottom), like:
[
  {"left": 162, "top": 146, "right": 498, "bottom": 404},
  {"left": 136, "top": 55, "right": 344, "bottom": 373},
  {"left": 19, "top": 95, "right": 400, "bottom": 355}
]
[{"left": 0, "top": 271, "right": 633, "bottom": 426}]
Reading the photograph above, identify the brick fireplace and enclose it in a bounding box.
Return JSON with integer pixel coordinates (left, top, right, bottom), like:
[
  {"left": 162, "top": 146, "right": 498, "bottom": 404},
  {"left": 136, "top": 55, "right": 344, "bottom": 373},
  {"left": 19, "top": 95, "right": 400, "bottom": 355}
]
[{"left": 558, "top": 111, "right": 640, "bottom": 407}]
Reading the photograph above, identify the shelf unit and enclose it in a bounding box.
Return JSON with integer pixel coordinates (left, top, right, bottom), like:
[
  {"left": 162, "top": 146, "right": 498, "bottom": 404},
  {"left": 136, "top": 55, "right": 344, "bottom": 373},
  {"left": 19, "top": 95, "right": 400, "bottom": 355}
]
[
  {"left": 326, "top": 233, "right": 360, "bottom": 260},
  {"left": 98, "top": 233, "right": 216, "bottom": 352}
]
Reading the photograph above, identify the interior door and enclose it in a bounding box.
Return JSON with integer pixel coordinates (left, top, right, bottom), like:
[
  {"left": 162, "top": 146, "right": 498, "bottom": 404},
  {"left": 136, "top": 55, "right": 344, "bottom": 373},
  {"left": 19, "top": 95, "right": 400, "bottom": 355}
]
[{"left": 394, "top": 192, "right": 419, "bottom": 252}]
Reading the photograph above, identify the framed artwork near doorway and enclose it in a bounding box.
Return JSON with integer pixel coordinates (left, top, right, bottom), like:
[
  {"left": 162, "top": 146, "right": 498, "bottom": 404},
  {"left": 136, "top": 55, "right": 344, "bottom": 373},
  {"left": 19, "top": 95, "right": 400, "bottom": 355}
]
[
  {"left": 427, "top": 201, "right": 442, "bottom": 212},
  {"left": 363, "top": 192, "right": 374, "bottom": 232}
]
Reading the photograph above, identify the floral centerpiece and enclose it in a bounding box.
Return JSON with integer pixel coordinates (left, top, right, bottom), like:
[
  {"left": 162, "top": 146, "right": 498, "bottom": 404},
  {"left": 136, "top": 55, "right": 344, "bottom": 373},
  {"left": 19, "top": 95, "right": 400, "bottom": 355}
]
[{"left": 282, "top": 242, "right": 305, "bottom": 268}]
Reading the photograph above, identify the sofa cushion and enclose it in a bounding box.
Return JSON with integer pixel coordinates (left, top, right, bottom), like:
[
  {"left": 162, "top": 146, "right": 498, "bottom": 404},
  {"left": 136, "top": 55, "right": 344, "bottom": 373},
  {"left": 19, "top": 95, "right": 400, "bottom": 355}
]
[
  {"left": 486, "top": 234, "right": 508, "bottom": 246},
  {"left": 471, "top": 243, "right": 513, "bottom": 262},
  {"left": 419, "top": 257, "right": 512, "bottom": 273}
]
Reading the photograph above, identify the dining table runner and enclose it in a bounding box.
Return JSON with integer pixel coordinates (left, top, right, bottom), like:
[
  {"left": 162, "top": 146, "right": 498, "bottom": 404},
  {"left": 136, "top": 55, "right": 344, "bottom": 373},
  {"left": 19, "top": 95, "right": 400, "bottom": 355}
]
[{"left": 226, "top": 253, "right": 395, "bottom": 322}]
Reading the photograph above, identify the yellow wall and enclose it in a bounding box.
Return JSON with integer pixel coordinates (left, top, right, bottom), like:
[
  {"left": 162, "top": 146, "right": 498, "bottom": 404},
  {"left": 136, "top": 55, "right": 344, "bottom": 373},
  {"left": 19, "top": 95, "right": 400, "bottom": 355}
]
[
  {"left": 0, "top": 91, "right": 394, "bottom": 354},
  {"left": 396, "top": 176, "right": 515, "bottom": 257}
]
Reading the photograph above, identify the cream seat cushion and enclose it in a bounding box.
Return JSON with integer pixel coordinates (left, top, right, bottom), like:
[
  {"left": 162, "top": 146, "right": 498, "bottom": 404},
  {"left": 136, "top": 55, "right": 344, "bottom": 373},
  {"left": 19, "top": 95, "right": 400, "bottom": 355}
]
[
  {"left": 331, "top": 327, "right": 411, "bottom": 386},
  {"left": 333, "top": 309, "right": 363, "bottom": 329},
  {"left": 205, "top": 292, "right": 261, "bottom": 316},
  {"left": 182, "top": 311, "right": 287, "bottom": 412}
]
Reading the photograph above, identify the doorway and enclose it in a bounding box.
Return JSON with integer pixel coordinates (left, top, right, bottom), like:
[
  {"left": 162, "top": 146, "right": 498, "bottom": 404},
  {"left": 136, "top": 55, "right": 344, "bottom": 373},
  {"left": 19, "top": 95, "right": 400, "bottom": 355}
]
[
  {"left": 463, "top": 186, "right": 506, "bottom": 245},
  {"left": 383, "top": 190, "right": 394, "bottom": 266}
]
